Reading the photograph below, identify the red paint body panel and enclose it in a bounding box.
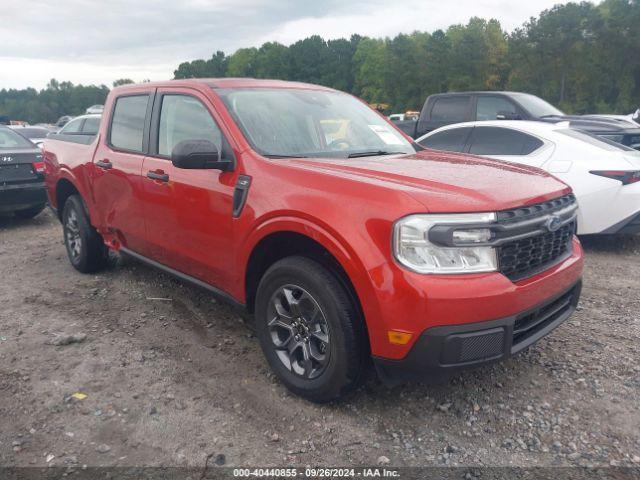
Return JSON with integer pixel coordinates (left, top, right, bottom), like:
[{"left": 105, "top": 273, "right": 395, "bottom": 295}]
[{"left": 43, "top": 79, "right": 584, "bottom": 362}]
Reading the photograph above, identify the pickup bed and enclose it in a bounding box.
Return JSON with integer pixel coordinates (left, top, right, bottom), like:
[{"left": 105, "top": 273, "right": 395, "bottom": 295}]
[{"left": 43, "top": 79, "right": 583, "bottom": 401}]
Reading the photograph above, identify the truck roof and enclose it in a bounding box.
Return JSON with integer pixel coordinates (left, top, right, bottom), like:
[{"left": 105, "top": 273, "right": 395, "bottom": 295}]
[{"left": 113, "top": 78, "right": 337, "bottom": 92}]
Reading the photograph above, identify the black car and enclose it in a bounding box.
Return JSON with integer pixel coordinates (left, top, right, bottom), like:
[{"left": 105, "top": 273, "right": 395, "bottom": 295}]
[
  {"left": 0, "top": 126, "right": 47, "bottom": 219},
  {"left": 395, "top": 91, "right": 640, "bottom": 150}
]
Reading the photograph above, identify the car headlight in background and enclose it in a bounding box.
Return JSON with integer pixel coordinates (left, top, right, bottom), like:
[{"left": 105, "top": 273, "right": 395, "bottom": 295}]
[{"left": 393, "top": 213, "right": 497, "bottom": 274}]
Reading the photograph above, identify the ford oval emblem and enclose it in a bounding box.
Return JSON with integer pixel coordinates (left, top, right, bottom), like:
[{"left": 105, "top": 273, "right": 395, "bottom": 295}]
[{"left": 546, "top": 215, "right": 562, "bottom": 232}]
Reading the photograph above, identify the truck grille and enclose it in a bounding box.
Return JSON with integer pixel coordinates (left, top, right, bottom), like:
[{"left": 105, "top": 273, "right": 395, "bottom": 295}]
[{"left": 497, "top": 194, "right": 577, "bottom": 282}]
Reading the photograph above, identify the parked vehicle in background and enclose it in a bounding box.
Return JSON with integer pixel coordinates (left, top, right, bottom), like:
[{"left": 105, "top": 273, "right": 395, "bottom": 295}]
[
  {"left": 85, "top": 104, "right": 104, "bottom": 115},
  {"left": 0, "top": 115, "right": 10, "bottom": 125},
  {"left": 418, "top": 120, "right": 640, "bottom": 235},
  {"left": 389, "top": 111, "right": 419, "bottom": 124},
  {"left": 395, "top": 91, "right": 640, "bottom": 150},
  {"left": 55, "top": 116, "right": 73, "bottom": 128},
  {"left": 0, "top": 126, "right": 46, "bottom": 219},
  {"left": 388, "top": 113, "right": 406, "bottom": 122},
  {"left": 43, "top": 79, "right": 583, "bottom": 401},
  {"left": 54, "top": 114, "right": 101, "bottom": 138},
  {"left": 9, "top": 125, "right": 52, "bottom": 148}
]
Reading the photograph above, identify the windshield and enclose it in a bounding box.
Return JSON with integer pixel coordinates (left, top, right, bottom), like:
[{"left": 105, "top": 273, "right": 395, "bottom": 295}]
[
  {"left": 512, "top": 93, "right": 564, "bottom": 118},
  {"left": 0, "top": 128, "right": 35, "bottom": 149},
  {"left": 217, "top": 88, "right": 416, "bottom": 158}
]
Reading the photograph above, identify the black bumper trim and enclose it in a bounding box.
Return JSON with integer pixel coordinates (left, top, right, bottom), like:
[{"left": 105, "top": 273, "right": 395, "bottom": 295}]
[{"left": 373, "top": 280, "right": 582, "bottom": 386}]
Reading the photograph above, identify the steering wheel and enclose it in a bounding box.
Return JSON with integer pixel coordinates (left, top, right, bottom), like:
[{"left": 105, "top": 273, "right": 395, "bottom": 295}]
[{"left": 327, "top": 139, "right": 353, "bottom": 151}]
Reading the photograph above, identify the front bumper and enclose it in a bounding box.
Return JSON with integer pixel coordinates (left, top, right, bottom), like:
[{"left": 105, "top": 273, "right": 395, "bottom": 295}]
[
  {"left": 373, "top": 281, "right": 581, "bottom": 385},
  {"left": 0, "top": 182, "right": 47, "bottom": 213},
  {"left": 603, "top": 210, "right": 640, "bottom": 234}
]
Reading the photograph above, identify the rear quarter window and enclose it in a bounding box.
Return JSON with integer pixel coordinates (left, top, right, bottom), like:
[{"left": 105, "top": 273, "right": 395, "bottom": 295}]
[{"left": 468, "top": 127, "right": 544, "bottom": 156}]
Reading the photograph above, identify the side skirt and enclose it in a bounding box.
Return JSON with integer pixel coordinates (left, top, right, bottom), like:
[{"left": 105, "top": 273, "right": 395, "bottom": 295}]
[{"left": 119, "top": 247, "right": 246, "bottom": 311}]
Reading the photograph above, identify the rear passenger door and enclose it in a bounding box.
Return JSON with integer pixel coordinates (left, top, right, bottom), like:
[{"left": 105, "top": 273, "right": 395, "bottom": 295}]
[
  {"left": 465, "top": 126, "right": 551, "bottom": 167},
  {"left": 91, "top": 92, "right": 154, "bottom": 254}
]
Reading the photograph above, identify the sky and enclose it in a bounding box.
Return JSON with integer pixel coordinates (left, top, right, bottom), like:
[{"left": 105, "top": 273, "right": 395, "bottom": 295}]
[{"left": 1, "top": 0, "right": 573, "bottom": 90}]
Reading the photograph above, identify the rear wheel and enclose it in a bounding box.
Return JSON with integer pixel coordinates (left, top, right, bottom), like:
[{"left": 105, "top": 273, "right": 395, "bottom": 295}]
[
  {"left": 14, "top": 204, "right": 45, "bottom": 219},
  {"left": 255, "top": 256, "right": 366, "bottom": 402},
  {"left": 62, "top": 195, "right": 108, "bottom": 273}
]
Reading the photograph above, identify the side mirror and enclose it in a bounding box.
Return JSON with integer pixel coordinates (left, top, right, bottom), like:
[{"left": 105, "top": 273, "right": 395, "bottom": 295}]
[
  {"left": 496, "top": 111, "right": 521, "bottom": 121},
  {"left": 170, "top": 140, "right": 233, "bottom": 171}
]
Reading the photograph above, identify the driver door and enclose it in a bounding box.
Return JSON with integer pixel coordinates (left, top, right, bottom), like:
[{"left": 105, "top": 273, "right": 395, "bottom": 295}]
[{"left": 140, "top": 88, "right": 238, "bottom": 289}]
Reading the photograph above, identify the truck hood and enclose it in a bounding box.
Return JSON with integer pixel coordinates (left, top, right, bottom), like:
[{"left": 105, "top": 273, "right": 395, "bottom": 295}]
[{"left": 289, "top": 150, "right": 570, "bottom": 213}]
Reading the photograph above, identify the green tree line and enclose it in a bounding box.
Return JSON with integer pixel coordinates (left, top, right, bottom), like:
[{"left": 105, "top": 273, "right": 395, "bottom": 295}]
[
  {"left": 174, "top": 0, "right": 640, "bottom": 113},
  {"left": 2, "top": 0, "right": 639, "bottom": 124}
]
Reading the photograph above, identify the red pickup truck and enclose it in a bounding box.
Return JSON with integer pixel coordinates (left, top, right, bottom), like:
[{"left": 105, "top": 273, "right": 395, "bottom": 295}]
[{"left": 43, "top": 79, "right": 583, "bottom": 402}]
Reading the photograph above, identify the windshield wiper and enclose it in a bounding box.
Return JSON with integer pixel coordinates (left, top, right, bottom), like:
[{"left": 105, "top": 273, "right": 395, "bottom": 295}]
[
  {"left": 263, "top": 154, "right": 309, "bottom": 159},
  {"left": 347, "top": 150, "right": 404, "bottom": 158}
]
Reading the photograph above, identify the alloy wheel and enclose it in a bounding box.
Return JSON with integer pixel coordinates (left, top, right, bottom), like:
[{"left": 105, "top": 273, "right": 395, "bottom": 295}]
[
  {"left": 267, "top": 284, "right": 331, "bottom": 379},
  {"left": 65, "top": 209, "right": 82, "bottom": 261}
]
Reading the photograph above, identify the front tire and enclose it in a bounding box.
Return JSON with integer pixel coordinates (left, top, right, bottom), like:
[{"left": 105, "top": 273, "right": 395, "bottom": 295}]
[
  {"left": 14, "top": 204, "right": 45, "bottom": 219},
  {"left": 255, "top": 256, "right": 366, "bottom": 402},
  {"left": 62, "top": 195, "right": 108, "bottom": 273}
]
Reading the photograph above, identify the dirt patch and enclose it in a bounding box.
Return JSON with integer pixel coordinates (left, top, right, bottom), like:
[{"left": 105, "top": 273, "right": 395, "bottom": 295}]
[{"left": 0, "top": 211, "right": 638, "bottom": 468}]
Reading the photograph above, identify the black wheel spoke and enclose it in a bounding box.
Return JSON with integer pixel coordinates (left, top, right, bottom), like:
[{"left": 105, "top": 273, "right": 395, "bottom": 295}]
[
  {"left": 301, "top": 342, "right": 314, "bottom": 377},
  {"left": 311, "top": 330, "right": 329, "bottom": 345}
]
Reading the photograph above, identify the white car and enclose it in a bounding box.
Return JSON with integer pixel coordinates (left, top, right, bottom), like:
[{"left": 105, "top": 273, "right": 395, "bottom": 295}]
[
  {"left": 417, "top": 120, "right": 640, "bottom": 235},
  {"left": 57, "top": 114, "right": 102, "bottom": 136}
]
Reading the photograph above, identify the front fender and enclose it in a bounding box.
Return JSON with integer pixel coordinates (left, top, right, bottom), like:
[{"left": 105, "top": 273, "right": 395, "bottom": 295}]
[{"left": 236, "top": 213, "right": 385, "bottom": 347}]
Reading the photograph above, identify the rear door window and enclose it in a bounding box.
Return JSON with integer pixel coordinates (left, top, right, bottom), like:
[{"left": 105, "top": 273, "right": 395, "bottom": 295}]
[
  {"left": 109, "top": 95, "right": 149, "bottom": 152},
  {"left": 468, "top": 127, "right": 544, "bottom": 155},
  {"left": 419, "top": 127, "right": 471, "bottom": 152},
  {"left": 430, "top": 97, "right": 471, "bottom": 123}
]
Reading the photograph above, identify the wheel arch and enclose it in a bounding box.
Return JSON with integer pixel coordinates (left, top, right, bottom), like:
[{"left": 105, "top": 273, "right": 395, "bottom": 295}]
[
  {"left": 55, "top": 177, "right": 81, "bottom": 221},
  {"left": 242, "top": 223, "right": 374, "bottom": 356}
]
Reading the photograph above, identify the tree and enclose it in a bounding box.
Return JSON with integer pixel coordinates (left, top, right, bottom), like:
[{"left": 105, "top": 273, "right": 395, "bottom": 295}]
[{"left": 113, "top": 78, "right": 134, "bottom": 87}]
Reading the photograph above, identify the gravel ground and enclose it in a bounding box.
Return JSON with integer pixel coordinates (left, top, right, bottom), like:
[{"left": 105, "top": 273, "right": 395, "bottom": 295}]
[{"left": 0, "top": 210, "right": 639, "bottom": 470}]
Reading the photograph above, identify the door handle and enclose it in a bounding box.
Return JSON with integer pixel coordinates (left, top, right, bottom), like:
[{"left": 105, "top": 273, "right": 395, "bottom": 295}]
[
  {"left": 96, "top": 159, "right": 112, "bottom": 170},
  {"left": 147, "top": 170, "right": 169, "bottom": 182}
]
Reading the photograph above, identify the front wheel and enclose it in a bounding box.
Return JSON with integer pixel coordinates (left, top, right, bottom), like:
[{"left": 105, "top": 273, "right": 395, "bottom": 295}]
[
  {"left": 255, "top": 256, "right": 366, "bottom": 402},
  {"left": 62, "top": 195, "right": 108, "bottom": 273}
]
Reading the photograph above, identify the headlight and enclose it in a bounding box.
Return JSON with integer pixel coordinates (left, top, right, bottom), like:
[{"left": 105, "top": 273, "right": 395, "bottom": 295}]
[{"left": 393, "top": 213, "right": 497, "bottom": 274}]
